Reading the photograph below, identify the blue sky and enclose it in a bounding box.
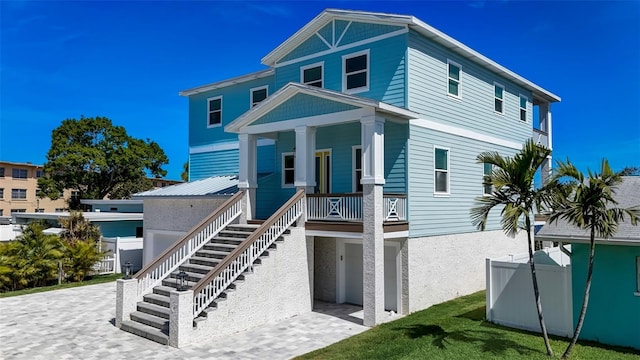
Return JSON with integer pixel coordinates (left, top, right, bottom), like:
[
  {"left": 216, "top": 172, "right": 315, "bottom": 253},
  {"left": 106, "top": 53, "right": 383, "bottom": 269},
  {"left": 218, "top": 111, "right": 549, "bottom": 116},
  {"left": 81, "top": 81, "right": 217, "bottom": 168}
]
[{"left": 1, "top": 1, "right": 638, "bottom": 180}]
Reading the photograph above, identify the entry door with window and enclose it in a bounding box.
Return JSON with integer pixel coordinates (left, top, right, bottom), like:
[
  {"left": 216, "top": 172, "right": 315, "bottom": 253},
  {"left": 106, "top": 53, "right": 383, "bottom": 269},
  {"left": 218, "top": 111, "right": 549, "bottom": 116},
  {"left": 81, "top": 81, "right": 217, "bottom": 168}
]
[{"left": 315, "top": 150, "right": 331, "bottom": 193}]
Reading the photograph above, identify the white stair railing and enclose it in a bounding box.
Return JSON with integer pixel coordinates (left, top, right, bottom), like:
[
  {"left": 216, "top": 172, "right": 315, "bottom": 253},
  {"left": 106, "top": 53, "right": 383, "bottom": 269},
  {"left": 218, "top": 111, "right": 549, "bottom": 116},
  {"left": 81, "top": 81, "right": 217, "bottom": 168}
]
[
  {"left": 383, "top": 194, "right": 407, "bottom": 221},
  {"left": 134, "top": 191, "right": 244, "bottom": 297},
  {"left": 191, "top": 189, "right": 305, "bottom": 317}
]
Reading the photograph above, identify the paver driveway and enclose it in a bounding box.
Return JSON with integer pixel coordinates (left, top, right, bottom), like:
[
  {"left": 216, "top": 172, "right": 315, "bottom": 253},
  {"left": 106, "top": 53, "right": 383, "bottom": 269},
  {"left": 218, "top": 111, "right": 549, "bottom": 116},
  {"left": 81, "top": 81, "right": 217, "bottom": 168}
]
[{"left": 0, "top": 282, "right": 368, "bottom": 359}]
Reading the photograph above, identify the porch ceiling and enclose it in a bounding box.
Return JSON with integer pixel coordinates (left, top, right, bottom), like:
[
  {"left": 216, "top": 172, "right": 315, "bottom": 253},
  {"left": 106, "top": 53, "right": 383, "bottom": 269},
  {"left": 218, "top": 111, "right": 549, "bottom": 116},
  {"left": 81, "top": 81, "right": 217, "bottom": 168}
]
[{"left": 224, "top": 82, "right": 418, "bottom": 134}]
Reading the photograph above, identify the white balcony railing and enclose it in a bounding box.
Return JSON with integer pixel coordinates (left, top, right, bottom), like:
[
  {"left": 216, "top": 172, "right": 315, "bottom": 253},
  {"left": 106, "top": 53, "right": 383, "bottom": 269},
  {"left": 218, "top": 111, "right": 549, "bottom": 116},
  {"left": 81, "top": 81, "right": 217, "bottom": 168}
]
[{"left": 306, "top": 193, "right": 406, "bottom": 222}]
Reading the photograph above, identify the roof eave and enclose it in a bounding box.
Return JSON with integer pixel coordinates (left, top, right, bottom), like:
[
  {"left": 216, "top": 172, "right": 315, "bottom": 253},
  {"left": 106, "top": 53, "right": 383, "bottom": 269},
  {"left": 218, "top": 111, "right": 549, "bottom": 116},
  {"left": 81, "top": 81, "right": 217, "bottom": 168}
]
[{"left": 179, "top": 69, "right": 274, "bottom": 97}]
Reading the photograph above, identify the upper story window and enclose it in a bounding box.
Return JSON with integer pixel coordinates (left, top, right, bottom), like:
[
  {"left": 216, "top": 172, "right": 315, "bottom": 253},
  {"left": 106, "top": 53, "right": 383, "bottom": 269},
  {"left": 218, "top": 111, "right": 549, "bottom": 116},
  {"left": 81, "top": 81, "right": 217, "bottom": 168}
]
[
  {"left": 494, "top": 83, "right": 504, "bottom": 114},
  {"left": 11, "top": 209, "right": 26, "bottom": 213},
  {"left": 520, "top": 95, "right": 528, "bottom": 121},
  {"left": 36, "top": 170, "right": 43, "bottom": 178},
  {"left": 207, "top": 96, "right": 222, "bottom": 127},
  {"left": 483, "top": 163, "right": 493, "bottom": 195},
  {"left": 434, "top": 147, "right": 450, "bottom": 195},
  {"left": 12, "top": 189, "right": 27, "bottom": 200},
  {"left": 250, "top": 86, "right": 268, "bottom": 107},
  {"left": 282, "top": 153, "right": 295, "bottom": 188},
  {"left": 12, "top": 168, "right": 27, "bottom": 179},
  {"left": 343, "top": 50, "right": 369, "bottom": 94},
  {"left": 0, "top": 167, "right": 4, "bottom": 177},
  {"left": 447, "top": 60, "right": 461, "bottom": 98},
  {"left": 301, "top": 62, "right": 323, "bottom": 88},
  {"left": 0, "top": 188, "right": 3, "bottom": 199},
  {"left": 352, "top": 146, "right": 363, "bottom": 193}
]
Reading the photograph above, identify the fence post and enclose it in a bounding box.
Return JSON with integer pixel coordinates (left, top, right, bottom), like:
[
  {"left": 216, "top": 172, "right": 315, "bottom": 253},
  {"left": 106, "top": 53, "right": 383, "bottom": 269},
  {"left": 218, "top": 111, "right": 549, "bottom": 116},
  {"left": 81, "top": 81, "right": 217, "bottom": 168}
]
[
  {"left": 115, "top": 236, "right": 120, "bottom": 274},
  {"left": 485, "top": 258, "right": 492, "bottom": 321}
]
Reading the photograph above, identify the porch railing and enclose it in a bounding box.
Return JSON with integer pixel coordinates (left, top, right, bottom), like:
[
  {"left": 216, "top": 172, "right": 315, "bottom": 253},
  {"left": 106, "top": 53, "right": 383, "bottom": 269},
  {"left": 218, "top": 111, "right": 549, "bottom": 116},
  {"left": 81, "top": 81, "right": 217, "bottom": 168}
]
[
  {"left": 306, "top": 193, "right": 406, "bottom": 222},
  {"left": 133, "top": 191, "right": 244, "bottom": 297},
  {"left": 192, "top": 189, "right": 305, "bottom": 317}
]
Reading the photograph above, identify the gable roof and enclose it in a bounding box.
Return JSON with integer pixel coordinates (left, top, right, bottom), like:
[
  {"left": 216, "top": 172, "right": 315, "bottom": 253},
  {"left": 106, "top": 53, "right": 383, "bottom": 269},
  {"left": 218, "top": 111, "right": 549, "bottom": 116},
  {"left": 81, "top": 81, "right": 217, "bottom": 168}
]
[
  {"left": 132, "top": 175, "right": 238, "bottom": 198},
  {"left": 537, "top": 176, "right": 640, "bottom": 245},
  {"left": 262, "top": 9, "right": 560, "bottom": 104},
  {"left": 224, "top": 82, "right": 419, "bottom": 134},
  {"left": 179, "top": 69, "right": 274, "bottom": 97}
]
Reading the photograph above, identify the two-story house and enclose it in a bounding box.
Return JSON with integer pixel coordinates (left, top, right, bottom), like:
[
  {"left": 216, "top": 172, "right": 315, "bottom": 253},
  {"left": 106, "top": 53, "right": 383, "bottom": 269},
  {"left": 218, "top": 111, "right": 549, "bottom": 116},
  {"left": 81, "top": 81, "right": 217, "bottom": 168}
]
[{"left": 117, "top": 9, "right": 560, "bottom": 347}]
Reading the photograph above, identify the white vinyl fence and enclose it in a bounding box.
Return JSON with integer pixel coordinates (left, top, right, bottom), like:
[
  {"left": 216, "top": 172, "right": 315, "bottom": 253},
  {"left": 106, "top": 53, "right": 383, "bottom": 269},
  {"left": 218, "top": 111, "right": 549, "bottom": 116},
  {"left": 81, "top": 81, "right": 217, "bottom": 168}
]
[
  {"left": 98, "top": 236, "right": 143, "bottom": 274},
  {"left": 486, "top": 247, "right": 573, "bottom": 337}
]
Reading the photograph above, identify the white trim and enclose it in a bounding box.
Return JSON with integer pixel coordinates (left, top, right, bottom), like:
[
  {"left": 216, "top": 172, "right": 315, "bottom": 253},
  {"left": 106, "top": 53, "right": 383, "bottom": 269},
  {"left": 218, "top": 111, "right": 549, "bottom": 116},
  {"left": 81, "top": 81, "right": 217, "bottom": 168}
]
[
  {"left": 180, "top": 69, "right": 273, "bottom": 96},
  {"left": 243, "top": 108, "right": 371, "bottom": 135},
  {"left": 274, "top": 28, "right": 407, "bottom": 68},
  {"left": 410, "top": 118, "right": 523, "bottom": 150},
  {"left": 207, "top": 96, "right": 222, "bottom": 128},
  {"left": 250, "top": 85, "right": 269, "bottom": 108},
  {"left": 304, "top": 229, "right": 409, "bottom": 239},
  {"left": 494, "top": 82, "right": 505, "bottom": 115},
  {"left": 300, "top": 61, "right": 324, "bottom": 88},
  {"left": 519, "top": 93, "right": 529, "bottom": 122},
  {"left": 433, "top": 146, "right": 450, "bottom": 196},
  {"left": 447, "top": 59, "right": 462, "bottom": 99},
  {"left": 384, "top": 231, "right": 409, "bottom": 239},
  {"left": 315, "top": 32, "right": 332, "bottom": 49},
  {"left": 281, "top": 152, "right": 295, "bottom": 188},
  {"left": 189, "top": 138, "right": 275, "bottom": 155},
  {"left": 335, "top": 20, "right": 352, "bottom": 47},
  {"left": 342, "top": 49, "right": 370, "bottom": 94},
  {"left": 352, "top": 145, "right": 362, "bottom": 193}
]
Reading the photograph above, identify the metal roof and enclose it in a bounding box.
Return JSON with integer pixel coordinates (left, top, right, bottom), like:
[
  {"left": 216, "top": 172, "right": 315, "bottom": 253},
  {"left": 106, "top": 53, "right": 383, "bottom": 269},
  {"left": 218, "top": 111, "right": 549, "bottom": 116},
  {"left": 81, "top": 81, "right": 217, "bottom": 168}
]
[{"left": 132, "top": 175, "right": 239, "bottom": 198}]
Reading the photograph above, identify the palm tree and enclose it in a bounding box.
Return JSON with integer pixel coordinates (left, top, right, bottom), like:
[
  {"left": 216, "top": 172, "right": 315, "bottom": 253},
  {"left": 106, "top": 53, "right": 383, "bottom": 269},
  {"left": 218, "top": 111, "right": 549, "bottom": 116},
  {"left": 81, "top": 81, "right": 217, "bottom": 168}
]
[
  {"left": 471, "top": 139, "right": 555, "bottom": 356},
  {"left": 549, "top": 159, "right": 639, "bottom": 359}
]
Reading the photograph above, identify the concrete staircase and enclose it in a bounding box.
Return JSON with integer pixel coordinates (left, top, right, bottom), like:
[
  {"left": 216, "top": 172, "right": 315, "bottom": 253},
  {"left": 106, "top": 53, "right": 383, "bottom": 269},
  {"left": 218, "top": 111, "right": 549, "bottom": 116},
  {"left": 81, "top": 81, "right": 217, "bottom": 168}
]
[{"left": 119, "top": 224, "right": 262, "bottom": 345}]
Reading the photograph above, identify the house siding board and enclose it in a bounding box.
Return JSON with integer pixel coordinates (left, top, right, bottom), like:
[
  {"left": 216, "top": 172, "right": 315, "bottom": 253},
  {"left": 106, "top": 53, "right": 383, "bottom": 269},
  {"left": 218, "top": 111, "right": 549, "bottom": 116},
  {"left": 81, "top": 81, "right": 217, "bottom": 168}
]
[
  {"left": 337, "top": 22, "right": 405, "bottom": 47},
  {"left": 383, "top": 121, "right": 408, "bottom": 194},
  {"left": 188, "top": 75, "right": 274, "bottom": 147},
  {"left": 316, "top": 123, "right": 360, "bottom": 193},
  {"left": 96, "top": 220, "right": 143, "bottom": 238},
  {"left": 407, "top": 30, "right": 532, "bottom": 143},
  {"left": 252, "top": 94, "right": 359, "bottom": 126},
  {"left": 190, "top": 149, "right": 239, "bottom": 181},
  {"left": 571, "top": 244, "right": 640, "bottom": 349},
  {"left": 257, "top": 144, "right": 276, "bottom": 174},
  {"left": 280, "top": 34, "right": 331, "bottom": 64},
  {"left": 274, "top": 34, "right": 407, "bottom": 108},
  {"left": 334, "top": 20, "right": 350, "bottom": 39},
  {"left": 256, "top": 132, "right": 296, "bottom": 219},
  {"left": 317, "top": 22, "right": 333, "bottom": 45},
  {"left": 407, "top": 124, "right": 514, "bottom": 237}
]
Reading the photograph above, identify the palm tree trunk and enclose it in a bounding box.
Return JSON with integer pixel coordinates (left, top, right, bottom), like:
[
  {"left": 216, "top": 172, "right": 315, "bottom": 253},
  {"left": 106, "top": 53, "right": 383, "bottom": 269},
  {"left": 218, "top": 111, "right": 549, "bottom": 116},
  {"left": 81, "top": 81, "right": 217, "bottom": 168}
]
[
  {"left": 562, "top": 225, "right": 596, "bottom": 359},
  {"left": 526, "top": 216, "right": 554, "bottom": 356}
]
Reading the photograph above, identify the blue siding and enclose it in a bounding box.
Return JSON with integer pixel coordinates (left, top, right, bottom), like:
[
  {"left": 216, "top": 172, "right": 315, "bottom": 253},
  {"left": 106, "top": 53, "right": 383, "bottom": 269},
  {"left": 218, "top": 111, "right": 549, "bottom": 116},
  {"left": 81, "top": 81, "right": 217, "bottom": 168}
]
[
  {"left": 96, "top": 221, "right": 143, "bottom": 238},
  {"left": 190, "top": 143, "right": 275, "bottom": 181},
  {"left": 274, "top": 34, "right": 407, "bottom": 108},
  {"left": 316, "top": 123, "right": 361, "bottom": 193},
  {"left": 317, "top": 23, "right": 333, "bottom": 45},
  {"left": 257, "top": 144, "right": 276, "bottom": 174},
  {"left": 407, "top": 124, "right": 517, "bottom": 237},
  {"left": 384, "top": 121, "right": 408, "bottom": 194},
  {"left": 252, "top": 94, "right": 358, "bottom": 126},
  {"left": 256, "top": 132, "right": 296, "bottom": 219},
  {"left": 337, "top": 22, "right": 404, "bottom": 47},
  {"left": 407, "top": 30, "right": 532, "bottom": 144},
  {"left": 280, "top": 34, "right": 331, "bottom": 63},
  {"left": 188, "top": 75, "right": 274, "bottom": 148}
]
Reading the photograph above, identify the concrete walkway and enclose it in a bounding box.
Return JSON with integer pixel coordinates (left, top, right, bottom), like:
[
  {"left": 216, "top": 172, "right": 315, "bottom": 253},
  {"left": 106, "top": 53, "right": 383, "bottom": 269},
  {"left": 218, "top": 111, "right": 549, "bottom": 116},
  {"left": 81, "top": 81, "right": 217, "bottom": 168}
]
[{"left": 0, "top": 282, "right": 368, "bottom": 359}]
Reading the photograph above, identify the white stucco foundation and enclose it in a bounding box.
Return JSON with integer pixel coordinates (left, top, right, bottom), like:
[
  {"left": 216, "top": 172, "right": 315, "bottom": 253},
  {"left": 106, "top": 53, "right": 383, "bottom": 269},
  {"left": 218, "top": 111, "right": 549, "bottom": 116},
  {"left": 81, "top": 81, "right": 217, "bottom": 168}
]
[
  {"left": 405, "top": 229, "right": 528, "bottom": 313},
  {"left": 189, "top": 227, "right": 313, "bottom": 342}
]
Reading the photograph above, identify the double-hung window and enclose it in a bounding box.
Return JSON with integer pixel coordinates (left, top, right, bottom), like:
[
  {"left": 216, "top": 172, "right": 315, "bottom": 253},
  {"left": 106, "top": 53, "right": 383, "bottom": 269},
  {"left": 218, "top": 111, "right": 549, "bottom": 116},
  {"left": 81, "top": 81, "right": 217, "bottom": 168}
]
[
  {"left": 207, "top": 96, "right": 222, "bottom": 127},
  {"left": 434, "top": 147, "right": 450, "bottom": 194},
  {"left": 520, "top": 95, "right": 528, "bottom": 121},
  {"left": 250, "top": 86, "right": 268, "bottom": 107},
  {"left": 282, "top": 153, "right": 295, "bottom": 187},
  {"left": 494, "top": 83, "right": 505, "bottom": 114},
  {"left": 0, "top": 167, "right": 4, "bottom": 177},
  {"left": 12, "top": 189, "right": 27, "bottom": 200},
  {"left": 353, "top": 146, "right": 363, "bottom": 192},
  {"left": 343, "top": 50, "right": 369, "bottom": 93},
  {"left": 0, "top": 188, "right": 3, "bottom": 199},
  {"left": 12, "top": 168, "right": 27, "bottom": 179},
  {"left": 483, "top": 163, "right": 493, "bottom": 195},
  {"left": 447, "top": 60, "right": 461, "bottom": 97},
  {"left": 301, "top": 62, "right": 323, "bottom": 88}
]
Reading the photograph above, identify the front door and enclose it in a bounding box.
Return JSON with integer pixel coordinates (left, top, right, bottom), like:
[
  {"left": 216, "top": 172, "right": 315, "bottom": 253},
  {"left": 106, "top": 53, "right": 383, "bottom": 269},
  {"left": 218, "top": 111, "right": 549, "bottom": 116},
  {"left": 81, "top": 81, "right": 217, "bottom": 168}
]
[{"left": 315, "top": 150, "right": 331, "bottom": 193}]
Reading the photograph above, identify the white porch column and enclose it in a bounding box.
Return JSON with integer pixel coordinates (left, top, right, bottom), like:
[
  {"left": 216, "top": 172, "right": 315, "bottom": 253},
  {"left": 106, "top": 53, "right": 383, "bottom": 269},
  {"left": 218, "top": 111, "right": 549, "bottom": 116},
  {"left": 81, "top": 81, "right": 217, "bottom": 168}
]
[
  {"left": 538, "top": 103, "right": 553, "bottom": 184},
  {"left": 238, "top": 133, "right": 258, "bottom": 222},
  {"left": 294, "top": 126, "right": 316, "bottom": 194},
  {"left": 360, "top": 114, "right": 385, "bottom": 327}
]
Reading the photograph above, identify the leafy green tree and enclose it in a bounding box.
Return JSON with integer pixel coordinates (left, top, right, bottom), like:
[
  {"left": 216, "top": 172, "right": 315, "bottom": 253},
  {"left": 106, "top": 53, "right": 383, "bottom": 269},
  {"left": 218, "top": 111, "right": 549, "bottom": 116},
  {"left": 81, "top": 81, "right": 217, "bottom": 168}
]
[
  {"left": 59, "top": 212, "right": 105, "bottom": 281},
  {"left": 549, "top": 160, "right": 639, "bottom": 359},
  {"left": 470, "top": 139, "right": 555, "bottom": 356},
  {"left": 38, "top": 116, "right": 169, "bottom": 206},
  {"left": 181, "top": 160, "right": 189, "bottom": 182},
  {"left": 59, "top": 211, "right": 101, "bottom": 244}
]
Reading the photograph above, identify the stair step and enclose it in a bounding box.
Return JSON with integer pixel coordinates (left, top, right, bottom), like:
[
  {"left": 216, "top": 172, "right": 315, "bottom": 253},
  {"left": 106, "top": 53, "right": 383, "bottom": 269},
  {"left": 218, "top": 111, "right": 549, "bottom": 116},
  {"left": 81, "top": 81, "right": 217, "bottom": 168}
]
[
  {"left": 190, "top": 256, "right": 220, "bottom": 267},
  {"left": 143, "top": 293, "right": 170, "bottom": 308},
  {"left": 217, "top": 230, "right": 253, "bottom": 238},
  {"left": 198, "top": 248, "right": 232, "bottom": 257},
  {"left": 120, "top": 320, "right": 168, "bottom": 345},
  {"left": 179, "top": 262, "right": 214, "bottom": 274},
  {"left": 153, "top": 286, "right": 176, "bottom": 297},
  {"left": 203, "top": 243, "right": 238, "bottom": 251},
  {"left": 137, "top": 302, "right": 171, "bottom": 320},
  {"left": 162, "top": 277, "right": 196, "bottom": 289},
  {"left": 169, "top": 270, "right": 204, "bottom": 283},
  {"left": 130, "top": 311, "right": 169, "bottom": 330},
  {"left": 210, "top": 236, "right": 245, "bottom": 245},
  {"left": 225, "top": 224, "right": 260, "bottom": 232}
]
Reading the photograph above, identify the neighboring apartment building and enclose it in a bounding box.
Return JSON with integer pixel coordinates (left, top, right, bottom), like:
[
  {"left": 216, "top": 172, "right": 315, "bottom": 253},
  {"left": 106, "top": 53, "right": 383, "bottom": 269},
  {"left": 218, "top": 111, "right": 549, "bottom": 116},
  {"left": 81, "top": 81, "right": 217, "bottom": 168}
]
[
  {"left": 118, "top": 9, "right": 560, "bottom": 347},
  {"left": 0, "top": 161, "right": 72, "bottom": 217}
]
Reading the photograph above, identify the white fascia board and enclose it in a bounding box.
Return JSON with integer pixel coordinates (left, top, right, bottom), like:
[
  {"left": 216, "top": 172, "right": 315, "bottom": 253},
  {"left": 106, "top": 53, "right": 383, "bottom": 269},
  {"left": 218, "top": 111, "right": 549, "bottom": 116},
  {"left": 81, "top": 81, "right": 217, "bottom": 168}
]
[
  {"left": 242, "top": 108, "right": 370, "bottom": 135},
  {"left": 179, "top": 69, "right": 274, "bottom": 96},
  {"left": 410, "top": 118, "right": 523, "bottom": 150},
  {"left": 189, "top": 138, "right": 275, "bottom": 155}
]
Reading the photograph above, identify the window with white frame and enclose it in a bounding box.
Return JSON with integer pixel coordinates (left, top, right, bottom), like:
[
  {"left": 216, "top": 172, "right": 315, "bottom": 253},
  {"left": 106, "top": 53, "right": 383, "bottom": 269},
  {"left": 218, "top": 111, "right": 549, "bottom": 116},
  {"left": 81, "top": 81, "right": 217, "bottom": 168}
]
[
  {"left": 301, "top": 62, "right": 323, "bottom": 88},
  {"left": 434, "top": 147, "right": 449, "bottom": 194},
  {"left": 483, "top": 163, "right": 493, "bottom": 195},
  {"left": 343, "top": 50, "right": 369, "bottom": 93},
  {"left": 494, "top": 83, "right": 504, "bottom": 114},
  {"left": 520, "top": 95, "right": 528, "bottom": 121},
  {"left": 353, "top": 146, "right": 363, "bottom": 192},
  {"left": 250, "top": 86, "right": 268, "bottom": 107},
  {"left": 207, "top": 97, "right": 222, "bottom": 127},
  {"left": 282, "top": 153, "right": 295, "bottom": 187},
  {"left": 447, "top": 60, "right": 461, "bottom": 97},
  {"left": 12, "top": 189, "right": 27, "bottom": 200},
  {"left": 12, "top": 168, "right": 27, "bottom": 179}
]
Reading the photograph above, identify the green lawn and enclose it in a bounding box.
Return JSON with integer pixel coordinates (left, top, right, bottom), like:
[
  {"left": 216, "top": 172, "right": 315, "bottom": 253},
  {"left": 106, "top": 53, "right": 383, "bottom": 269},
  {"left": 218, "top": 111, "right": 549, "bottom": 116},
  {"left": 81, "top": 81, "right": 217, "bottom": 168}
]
[
  {"left": 299, "top": 292, "right": 639, "bottom": 360},
  {"left": 0, "top": 273, "right": 122, "bottom": 298}
]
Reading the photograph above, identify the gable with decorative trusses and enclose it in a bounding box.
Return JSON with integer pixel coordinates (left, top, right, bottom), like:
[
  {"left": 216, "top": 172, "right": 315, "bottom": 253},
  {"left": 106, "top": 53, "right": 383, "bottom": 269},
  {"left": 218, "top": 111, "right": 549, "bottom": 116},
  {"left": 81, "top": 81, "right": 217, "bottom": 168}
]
[{"left": 252, "top": 93, "right": 360, "bottom": 126}]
